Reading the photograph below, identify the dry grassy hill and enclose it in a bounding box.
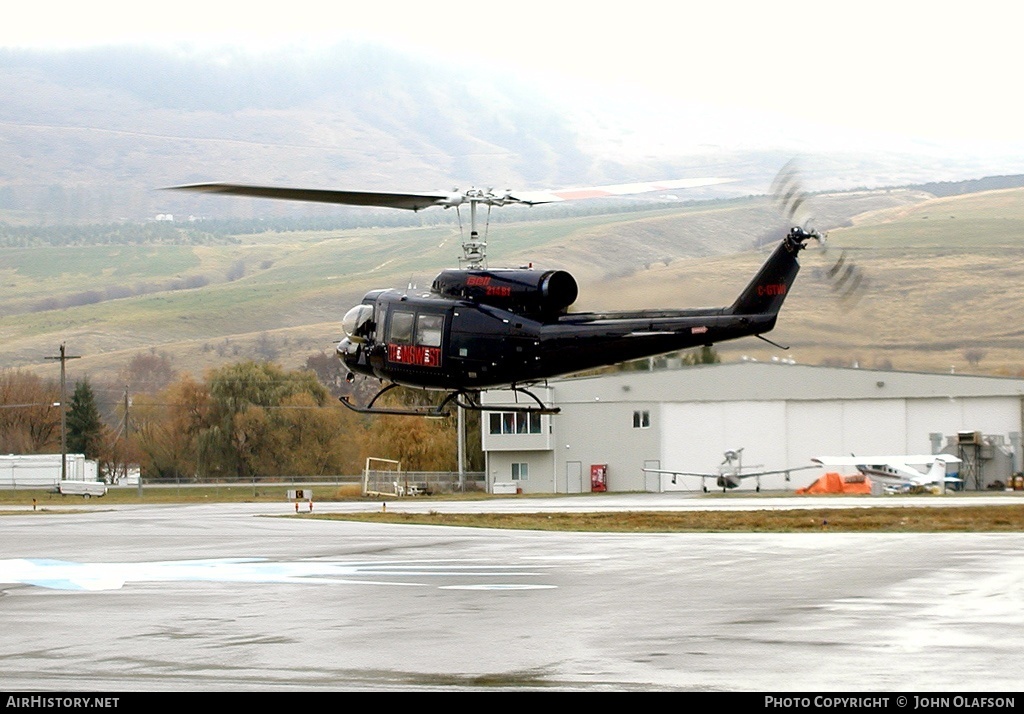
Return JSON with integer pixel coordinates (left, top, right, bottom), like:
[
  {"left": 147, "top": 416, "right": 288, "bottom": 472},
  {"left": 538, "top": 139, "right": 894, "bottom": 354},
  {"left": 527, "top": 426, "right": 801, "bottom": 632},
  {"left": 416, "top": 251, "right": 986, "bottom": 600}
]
[
  {"left": 3, "top": 185, "right": 1023, "bottom": 387},
  {"left": 596, "top": 187, "right": 1024, "bottom": 375}
]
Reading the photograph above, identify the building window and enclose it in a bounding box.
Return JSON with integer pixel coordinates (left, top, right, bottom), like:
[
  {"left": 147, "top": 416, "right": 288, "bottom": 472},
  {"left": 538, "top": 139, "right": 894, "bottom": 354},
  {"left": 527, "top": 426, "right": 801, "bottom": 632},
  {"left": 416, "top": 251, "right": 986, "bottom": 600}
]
[
  {"left": 633, "top": 410, "right": 650, "bottom": 428},
  {"left": 512, "top": 462, "right": 529, "bottom": 481},
  {"left": 489, "top": 411, "right": 542, "bottom": 435}
]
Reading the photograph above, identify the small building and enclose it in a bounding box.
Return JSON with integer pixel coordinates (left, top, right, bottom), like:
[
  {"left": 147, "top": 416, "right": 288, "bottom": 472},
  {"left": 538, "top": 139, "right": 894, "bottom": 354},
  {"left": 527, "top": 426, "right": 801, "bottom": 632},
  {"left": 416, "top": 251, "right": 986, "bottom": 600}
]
[
  {"left": 481, "top": 363, "right": 1024, "bottom": 494},
  {"left": 0, "top": 454, "right": 99, "bottom": 489}
]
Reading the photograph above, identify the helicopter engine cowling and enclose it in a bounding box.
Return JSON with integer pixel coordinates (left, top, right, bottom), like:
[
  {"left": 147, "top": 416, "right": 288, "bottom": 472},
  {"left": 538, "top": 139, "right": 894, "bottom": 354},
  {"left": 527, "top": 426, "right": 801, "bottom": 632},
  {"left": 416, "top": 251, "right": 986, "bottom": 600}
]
[{"left": 431, "top": 268, "right": 578, "bottom": 317}]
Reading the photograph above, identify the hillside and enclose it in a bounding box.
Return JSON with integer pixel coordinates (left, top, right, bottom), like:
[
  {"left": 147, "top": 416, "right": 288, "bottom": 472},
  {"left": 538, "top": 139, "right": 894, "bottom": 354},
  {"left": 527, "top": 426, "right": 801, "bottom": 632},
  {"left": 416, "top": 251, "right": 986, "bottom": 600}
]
[
  {"left": 602, "top": 187, "right": 1024, "bottom": 375},
  {"left": 0, "top": 44, "right": 762, "bottom": 224},
  {"left": 6, "top": 182, "right": 1023, "bottom": 387},
  {"left": 5, "top": 44, "right": 1023, "bottom": 227}
]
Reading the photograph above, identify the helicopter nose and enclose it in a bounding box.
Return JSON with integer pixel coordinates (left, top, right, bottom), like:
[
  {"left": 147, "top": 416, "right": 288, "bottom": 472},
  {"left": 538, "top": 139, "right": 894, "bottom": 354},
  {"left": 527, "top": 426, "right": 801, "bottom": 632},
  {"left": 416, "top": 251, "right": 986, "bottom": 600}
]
[{"left": 337, "top": 337, "right": 360, "bottom": 360}]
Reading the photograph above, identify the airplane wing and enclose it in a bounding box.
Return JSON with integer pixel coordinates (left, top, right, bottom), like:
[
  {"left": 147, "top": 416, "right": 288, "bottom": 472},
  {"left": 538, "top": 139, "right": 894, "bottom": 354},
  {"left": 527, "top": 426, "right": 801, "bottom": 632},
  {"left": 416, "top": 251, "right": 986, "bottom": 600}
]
[
  {"left": 734, "top": 466, "right": 817, "bottom": 479},
  {"left": 812, "top": 455, "right": 959, "bottom": 467},
  {"left": 812, "top": 456, "right": 865, "bottom": 467},
  {"left": 642, "top": 469, "right": 717, "bottom": 478},
  {"left": 643, "top": 466, "right": 815, "bottom": 480}
]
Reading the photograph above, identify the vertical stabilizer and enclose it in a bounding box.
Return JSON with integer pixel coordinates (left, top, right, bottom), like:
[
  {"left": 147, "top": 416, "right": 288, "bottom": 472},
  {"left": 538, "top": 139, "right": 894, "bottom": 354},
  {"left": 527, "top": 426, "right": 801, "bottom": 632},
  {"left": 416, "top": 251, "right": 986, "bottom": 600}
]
[{"left": 728, "top": 227, "right": 813, "bottom": 317}]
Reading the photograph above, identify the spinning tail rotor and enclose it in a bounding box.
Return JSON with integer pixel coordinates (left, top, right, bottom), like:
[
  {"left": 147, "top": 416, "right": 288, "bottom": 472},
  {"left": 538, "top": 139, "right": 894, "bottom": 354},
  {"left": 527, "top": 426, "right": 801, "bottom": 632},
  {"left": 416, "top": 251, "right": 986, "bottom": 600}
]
[
  {"left": 770, "top": 160, "right": 812, "bottom": 229},
  {"left": 770, "top": 159, "right": 868, "bottom": 307}
]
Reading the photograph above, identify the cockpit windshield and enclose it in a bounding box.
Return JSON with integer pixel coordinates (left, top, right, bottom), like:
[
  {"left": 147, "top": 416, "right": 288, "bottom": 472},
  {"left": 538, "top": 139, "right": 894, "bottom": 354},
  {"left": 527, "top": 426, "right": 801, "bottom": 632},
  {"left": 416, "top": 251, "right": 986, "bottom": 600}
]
[{"left": 341, "top": 304, "right": 374, "bottom": 342}]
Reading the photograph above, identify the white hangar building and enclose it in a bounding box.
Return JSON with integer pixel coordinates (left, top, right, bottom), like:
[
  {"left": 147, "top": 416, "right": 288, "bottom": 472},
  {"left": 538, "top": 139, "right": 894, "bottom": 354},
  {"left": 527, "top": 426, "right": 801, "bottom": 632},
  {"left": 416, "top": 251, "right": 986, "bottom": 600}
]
[{"left": 481, "top": 362, "right": 1024, "bottom": 494}]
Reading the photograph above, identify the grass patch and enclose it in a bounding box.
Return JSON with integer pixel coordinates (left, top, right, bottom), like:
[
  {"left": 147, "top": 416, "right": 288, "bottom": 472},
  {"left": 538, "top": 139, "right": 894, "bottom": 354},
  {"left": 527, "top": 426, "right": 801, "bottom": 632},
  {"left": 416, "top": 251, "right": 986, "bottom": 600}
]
[
  {"left": 0, "top": 483, "right": 364, "bottom": 505},
  {"left": 307, "top": 505, "right": 1024, "bottom": 532},
  {"left": 5, "top": 487, "right": 1023, "bottom": 532}
]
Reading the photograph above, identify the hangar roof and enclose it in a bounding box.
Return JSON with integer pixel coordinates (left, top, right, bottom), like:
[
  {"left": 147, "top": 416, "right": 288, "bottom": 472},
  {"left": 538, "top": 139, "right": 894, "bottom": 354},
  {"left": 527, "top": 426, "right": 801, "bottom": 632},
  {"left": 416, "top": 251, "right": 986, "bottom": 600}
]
[{"left": 548, "top": 362, "right": 1024, "bottom": 404}]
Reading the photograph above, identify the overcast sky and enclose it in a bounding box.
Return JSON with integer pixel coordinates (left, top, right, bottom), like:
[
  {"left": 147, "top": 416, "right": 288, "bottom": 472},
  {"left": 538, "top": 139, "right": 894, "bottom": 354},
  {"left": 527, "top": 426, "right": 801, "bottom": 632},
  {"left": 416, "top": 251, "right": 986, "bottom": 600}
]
[{"left": 4, "top": 0, "right": 1023, "bottom": 161}]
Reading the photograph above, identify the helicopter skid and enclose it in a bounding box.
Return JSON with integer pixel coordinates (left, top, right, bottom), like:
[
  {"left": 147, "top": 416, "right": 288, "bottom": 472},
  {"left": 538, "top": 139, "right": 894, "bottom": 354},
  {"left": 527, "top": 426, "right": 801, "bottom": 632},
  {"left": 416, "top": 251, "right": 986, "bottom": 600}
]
[{"left": 339, "top": 384, "right": 560, "bottom": 417}]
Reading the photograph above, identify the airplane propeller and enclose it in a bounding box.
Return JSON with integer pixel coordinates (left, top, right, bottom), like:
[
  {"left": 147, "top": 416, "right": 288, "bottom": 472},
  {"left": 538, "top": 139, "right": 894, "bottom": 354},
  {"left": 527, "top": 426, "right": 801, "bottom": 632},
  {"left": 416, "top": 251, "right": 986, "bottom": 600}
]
[{"left": 770, "top": 159, "right": 868, "bottom": 307}]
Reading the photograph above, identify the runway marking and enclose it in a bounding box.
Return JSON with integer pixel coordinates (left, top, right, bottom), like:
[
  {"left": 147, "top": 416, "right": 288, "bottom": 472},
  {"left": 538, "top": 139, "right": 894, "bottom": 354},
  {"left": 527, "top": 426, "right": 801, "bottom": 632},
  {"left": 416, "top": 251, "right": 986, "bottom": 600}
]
[
  {"left": 520, "top": 554, "right": 612, "bottom": 562},
  {"left": 0, "top": 557, "right": 557, "bottom": 592},
  {"left": 439, "top": 584, "right": 557, "bottom": 591}
]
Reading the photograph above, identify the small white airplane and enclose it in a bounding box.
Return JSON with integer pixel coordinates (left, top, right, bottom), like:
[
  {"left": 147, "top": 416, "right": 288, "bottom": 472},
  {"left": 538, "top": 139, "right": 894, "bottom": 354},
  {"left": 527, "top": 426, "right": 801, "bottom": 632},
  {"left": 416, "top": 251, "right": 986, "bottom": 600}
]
[
  {"left": 811, "top": 454, "right": 963, "bottom": 491},
  {"left": 644, "top": 448, "right": 815, "bottom": 493}
]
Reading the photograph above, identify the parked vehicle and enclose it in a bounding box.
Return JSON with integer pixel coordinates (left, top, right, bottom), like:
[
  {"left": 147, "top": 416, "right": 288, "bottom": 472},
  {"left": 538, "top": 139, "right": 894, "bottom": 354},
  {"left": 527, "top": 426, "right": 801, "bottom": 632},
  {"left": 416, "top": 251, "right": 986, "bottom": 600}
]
[{"left": 57, "top": 480, "right": 107, "bottom": 498}]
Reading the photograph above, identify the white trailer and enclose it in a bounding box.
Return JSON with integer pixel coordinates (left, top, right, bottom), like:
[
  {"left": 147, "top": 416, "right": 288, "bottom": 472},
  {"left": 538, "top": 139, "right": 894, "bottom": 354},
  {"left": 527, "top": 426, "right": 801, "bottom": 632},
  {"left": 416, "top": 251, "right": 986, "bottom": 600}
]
[
  {"left": 57, "top": 480, "right": 108, "bottom": 498},
  {"left": 0, "top": 454, "right": 98, "bottom": 489}
]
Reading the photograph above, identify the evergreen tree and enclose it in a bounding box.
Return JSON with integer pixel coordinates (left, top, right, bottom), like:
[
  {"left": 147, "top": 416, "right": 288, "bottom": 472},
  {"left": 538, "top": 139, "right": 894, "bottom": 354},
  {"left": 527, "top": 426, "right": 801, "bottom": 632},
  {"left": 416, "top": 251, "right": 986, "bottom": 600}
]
[{"left": 67, "top": 379, "right": 104, "bottom": 458}]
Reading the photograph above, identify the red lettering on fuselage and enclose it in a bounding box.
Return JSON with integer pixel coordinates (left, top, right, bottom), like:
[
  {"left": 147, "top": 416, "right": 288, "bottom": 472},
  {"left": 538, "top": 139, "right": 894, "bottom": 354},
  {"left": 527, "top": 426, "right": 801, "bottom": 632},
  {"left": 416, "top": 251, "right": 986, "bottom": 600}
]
[
  {"left": 465, "top": 276, "right": 511, "bottom": 296},
  {"left": 388, "top": 344, "right": 442, "bottom": 367},
  {"left": 756, "top": 283, "right": 787, "bottom": 297}
]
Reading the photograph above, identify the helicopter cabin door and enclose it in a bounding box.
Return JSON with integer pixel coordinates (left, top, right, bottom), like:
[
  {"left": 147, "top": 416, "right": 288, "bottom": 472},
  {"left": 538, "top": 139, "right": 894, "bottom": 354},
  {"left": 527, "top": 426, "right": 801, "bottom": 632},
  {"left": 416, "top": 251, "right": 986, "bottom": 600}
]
[{"left": 384, "top": 307, "right": 448, "bottom": 377}]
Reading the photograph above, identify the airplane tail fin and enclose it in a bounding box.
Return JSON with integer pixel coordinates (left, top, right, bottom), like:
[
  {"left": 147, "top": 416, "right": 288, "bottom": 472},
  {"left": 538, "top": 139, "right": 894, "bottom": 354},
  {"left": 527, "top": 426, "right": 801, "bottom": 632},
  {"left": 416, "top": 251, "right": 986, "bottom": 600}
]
[
  {"left": 927, "top": 455, "right": 963, "bottom": 484},
  {"left": 925, "top": 459, "right": 947, "bottom": 483},
  {"left": 728, "top": 227, "right": 814, "bottom": 317}
]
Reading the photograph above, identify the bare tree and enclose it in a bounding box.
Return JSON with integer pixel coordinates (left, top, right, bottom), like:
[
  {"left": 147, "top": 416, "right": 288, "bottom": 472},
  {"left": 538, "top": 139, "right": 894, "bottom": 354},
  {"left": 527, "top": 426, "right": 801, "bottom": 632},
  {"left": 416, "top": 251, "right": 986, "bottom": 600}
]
[
  {"left": 963, "top": 348, "right": 987, "bottom": 368},
  {"left": 0, "top": 370, "right": 60, "bottom": 453}
]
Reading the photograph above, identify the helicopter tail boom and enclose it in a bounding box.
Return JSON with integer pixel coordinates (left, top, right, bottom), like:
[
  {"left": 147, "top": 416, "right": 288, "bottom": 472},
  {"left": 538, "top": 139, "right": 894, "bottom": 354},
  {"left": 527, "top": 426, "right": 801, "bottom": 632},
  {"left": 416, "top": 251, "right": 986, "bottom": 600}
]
[{"left": 727, "top": 227, "right": 814, "bottom": 318}]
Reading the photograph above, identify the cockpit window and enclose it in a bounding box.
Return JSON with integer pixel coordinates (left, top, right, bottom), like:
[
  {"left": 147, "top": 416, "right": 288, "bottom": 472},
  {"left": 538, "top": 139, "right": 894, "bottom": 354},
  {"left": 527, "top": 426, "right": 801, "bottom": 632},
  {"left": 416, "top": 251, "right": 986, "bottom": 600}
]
[{"left": 342, "top": 304, "right": 374, "bottom": 341}]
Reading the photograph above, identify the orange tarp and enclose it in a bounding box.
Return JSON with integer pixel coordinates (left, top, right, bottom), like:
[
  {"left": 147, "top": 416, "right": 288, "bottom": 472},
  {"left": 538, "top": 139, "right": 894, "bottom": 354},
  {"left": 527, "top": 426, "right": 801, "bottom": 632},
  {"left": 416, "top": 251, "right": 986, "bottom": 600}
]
[{"left": 797, "top": 472, "right": 872, "bottom": 495}]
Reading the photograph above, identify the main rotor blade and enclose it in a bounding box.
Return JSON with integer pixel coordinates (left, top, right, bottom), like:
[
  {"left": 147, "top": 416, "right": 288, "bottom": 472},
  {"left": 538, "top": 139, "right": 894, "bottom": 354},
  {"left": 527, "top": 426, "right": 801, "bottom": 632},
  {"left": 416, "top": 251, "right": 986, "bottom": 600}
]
[
  {"left": 166, "top": 183, "right": 453, "bottom": 211},
  {"left": 509, "top": 177, "right": 733, "bottom": 205},
  {"left": 167, "top": 176, "right": 734, "bottom": 211}
]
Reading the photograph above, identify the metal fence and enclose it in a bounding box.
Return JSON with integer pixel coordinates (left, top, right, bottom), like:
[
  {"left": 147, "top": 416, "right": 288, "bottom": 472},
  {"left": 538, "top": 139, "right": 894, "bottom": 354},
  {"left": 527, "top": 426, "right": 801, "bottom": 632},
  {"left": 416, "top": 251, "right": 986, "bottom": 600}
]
[
  {"left": 363, "top": 470, "right": 486, "bottom": 496},
  {"left": 3, "top": 471, "right": 489, "bottom": 497}
]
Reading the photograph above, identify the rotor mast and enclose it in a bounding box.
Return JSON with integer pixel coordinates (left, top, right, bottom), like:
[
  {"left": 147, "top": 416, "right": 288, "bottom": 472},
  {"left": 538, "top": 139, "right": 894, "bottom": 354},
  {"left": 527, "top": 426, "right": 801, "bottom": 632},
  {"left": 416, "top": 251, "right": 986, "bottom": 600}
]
[
  {"left": 461, "top": 192, "right": 488, "bottom": 269},
  {"left": 455, "top": 187, "right": 514, "bottom": 270}
]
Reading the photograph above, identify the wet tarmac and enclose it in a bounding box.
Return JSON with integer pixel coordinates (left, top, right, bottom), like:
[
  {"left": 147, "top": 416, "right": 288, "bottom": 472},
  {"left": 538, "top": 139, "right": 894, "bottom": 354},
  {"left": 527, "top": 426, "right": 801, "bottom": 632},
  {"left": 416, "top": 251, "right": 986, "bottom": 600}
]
[{"left": 1, "top": 495, "right": 1022, "bottom": 691}]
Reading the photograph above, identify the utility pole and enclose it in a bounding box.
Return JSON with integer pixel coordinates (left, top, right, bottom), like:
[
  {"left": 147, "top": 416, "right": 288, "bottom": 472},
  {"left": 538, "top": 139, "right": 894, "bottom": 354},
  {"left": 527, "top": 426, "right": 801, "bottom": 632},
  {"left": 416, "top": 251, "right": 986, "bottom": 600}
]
[
  {"left": 44, "top": 343, "right": 81, "bottom": 481},
  {"left": 115, "top": 385, "right": 140, "bottom": 497}
]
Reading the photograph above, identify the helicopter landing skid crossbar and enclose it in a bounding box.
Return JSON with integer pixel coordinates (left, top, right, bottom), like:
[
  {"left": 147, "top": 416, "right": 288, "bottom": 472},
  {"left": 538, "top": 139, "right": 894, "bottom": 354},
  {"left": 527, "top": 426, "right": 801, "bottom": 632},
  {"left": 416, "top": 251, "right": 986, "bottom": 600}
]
[
  {"left": 454, "top": 387, "right": 560, "bottom": 415},
  {"left": 339, "top": 383, "right": 560, "bottom": 417},
  {"left": 339, "top": 383, "right": 449, "bottom": 417}
]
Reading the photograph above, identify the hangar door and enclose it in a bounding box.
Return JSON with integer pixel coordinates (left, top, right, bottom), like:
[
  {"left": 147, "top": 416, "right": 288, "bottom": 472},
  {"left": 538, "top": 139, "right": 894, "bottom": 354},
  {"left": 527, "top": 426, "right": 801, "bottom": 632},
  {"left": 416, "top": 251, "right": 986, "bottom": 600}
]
[{"left": 661, "top": 401, "right": 789, "bottom": 490}]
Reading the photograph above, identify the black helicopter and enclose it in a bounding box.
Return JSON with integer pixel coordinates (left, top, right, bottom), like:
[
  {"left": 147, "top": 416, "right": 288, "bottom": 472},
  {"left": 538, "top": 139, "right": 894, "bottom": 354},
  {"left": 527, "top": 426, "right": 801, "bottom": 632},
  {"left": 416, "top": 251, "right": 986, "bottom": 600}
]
[{"left": 171, "top": 178, "right": 819, "bottom": 416}]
